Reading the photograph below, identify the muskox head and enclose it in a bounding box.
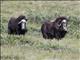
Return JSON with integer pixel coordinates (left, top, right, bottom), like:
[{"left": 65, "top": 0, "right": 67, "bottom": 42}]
[
  {"left": 18, "top": 17, "right": 27, "bottom": 30},
  {"left": 55, "top": 17, "right": 68, "bottom": 32},
  {"left": 17, "top": 15, "right": 27, "bottom": 30}
]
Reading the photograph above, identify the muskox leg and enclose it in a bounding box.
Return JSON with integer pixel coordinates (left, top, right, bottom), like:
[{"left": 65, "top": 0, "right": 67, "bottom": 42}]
[
  {"left": 42, "top": 32, "right": 48, "bottom": 39},
  {"left": 55, "top": 32, "right": 61, "bottom": 40},
  {"left": 8, "top": 28, "right": 13, "bottom": 34},
  {"left": 16, "top": 29, "right": 26, "bottom": 35},
  {"left": 48, "top": 33, "right": 53, "bottom": 39},
  {"left": 16, "top": 30, "right": 21, "bottom": 35}
]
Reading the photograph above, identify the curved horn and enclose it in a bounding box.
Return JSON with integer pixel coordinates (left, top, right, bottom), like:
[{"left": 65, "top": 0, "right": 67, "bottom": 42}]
[{"left": 18, "top": 19, "right": 26, "bottom": 24}]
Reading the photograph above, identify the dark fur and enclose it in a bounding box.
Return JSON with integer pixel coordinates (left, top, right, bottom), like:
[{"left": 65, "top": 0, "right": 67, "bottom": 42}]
[
  {"left": 8, "top": 15, "right": 28, "bottom": 35},
  {"left": 41, "top": 16, "right": 68, "bottom": 39}
]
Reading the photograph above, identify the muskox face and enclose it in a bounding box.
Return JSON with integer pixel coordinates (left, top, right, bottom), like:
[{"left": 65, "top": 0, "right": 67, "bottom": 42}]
[
  {"left": 18, "top": 19, "right": 27, "bottom": 30},
  {"left": 62, "top": 19, "right": 67, "bottom": 31},
  {"left": 59, "top": 19, "right": 67, "bottom": 31}
]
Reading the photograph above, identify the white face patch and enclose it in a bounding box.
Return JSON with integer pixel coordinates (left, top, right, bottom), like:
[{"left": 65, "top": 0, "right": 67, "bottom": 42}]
[
  {"left": 62, "top": 19, "right": 67, "bottom": 31},
  {"left": 21, "top": 19, "right": 26, "bottom": 29},
  {"left": 62, "top": 19, "right": 66, "bottom": 23},
  {"left": 21, "top": 19, "right": 26, "bottom": 23},
  {"left": 22, "top": 23, "right": 25, "bottom": 29}
]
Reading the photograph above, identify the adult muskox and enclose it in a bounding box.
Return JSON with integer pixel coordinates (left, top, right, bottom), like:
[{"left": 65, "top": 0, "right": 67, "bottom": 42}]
[
  {"left": 41, "top": 16, "right": 68, "bottom": 39},
  {"left": 8, "top": 15, "right": 28, "bottom": 35}
]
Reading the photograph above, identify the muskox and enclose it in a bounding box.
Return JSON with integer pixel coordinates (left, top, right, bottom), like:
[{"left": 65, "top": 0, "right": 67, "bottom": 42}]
[
  {"left": 41, "top": 16, "right": 68, "bottom": 39},
  {"left": 8, "top": 15, "right": 28, "bottom": 35}
]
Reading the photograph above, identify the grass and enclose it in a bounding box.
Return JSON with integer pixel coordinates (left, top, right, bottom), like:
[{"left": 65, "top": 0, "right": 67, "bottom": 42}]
[{"left": 1, "top": 1, "right": 80, "bottom": 60}]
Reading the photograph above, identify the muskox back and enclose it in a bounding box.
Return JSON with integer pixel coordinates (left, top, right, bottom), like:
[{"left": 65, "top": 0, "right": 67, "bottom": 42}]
[
  {"left": 41, "top": 16, "right": 68, "bottom": 40},
  {"left": 8, "top": 15, "right": 28, "bottom": 35},
  {"left": 41, "top": 20, "right": 54, "bottom": 39}
]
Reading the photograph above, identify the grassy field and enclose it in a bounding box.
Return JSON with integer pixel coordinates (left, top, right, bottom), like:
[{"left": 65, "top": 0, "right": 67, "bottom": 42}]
[{"left": 1, "top": 1, "right": 80, "bottom": 60}]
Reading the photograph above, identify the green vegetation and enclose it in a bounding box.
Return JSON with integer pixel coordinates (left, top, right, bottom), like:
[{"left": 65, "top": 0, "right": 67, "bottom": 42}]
[{"left": 1, "top": 1, "right": 80, "bottom": 60}]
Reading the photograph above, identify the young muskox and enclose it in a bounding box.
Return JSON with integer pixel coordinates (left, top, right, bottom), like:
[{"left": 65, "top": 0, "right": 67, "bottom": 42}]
[
  {"left": 8, "top": 15, "right": 28, "bottom": 35},
  {"left": 41, "top": 16, "right": 68, "bottom": 39}
]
